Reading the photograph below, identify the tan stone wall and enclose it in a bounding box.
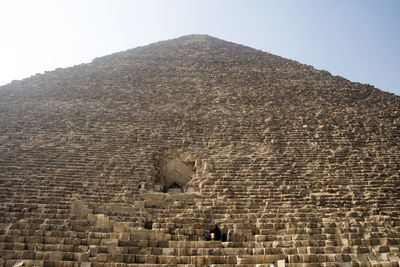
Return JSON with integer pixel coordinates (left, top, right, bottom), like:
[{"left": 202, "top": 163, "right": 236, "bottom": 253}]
[{"left": 0, "top": 35, "right": 399, "bottom": 266}]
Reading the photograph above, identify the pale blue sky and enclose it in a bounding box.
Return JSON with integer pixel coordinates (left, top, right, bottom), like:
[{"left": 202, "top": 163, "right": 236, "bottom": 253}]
[{"left": 0, "top": 0, "right": 399, "bottom": 95}]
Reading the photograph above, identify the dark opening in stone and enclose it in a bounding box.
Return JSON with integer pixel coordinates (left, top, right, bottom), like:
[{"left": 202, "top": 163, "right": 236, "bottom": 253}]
[
  {"left": 144, "top": 221, "right": 153, "bottom": 229},
  {"left": 165, "top": 182, "right": 183, "bottom": 193}
]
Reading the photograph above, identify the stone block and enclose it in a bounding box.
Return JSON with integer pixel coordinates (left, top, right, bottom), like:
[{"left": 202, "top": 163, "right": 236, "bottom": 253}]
[
  {"left": 26, "top": 236, "right": 43, "bottom": 243},
  {"left": 158, "top": 255, "right": 178, "bottom": 264},
  {"left": 162, "top": 248, "right": 175, "bottom": 255},
  {"left": 255, "top": 235, "right": 267, "bottom": 242},
  {"left": 151, "top": 247, "right": 163, "bottom": 255},
  {"left": 72, "top": 238, "right": 81, "bottom": 246},
  {"left": 155, "top": 231, "right": 164, "bottom": 240},
  {"left": 132, "top": 230, "right": 148, "bottom": 240},
  {"left": 144, "top": 255, "right": 157, "bottom": 264},
  {"left": 137, "top": 240, "right": 148, "bottom": 247},
  {"left": 75, "top": 252, "right": 90, "bottom": 262},
  {"left": 378, "top": 245, "right": 390, "bottom": 252},
  {"left": 34, "top": 251, "right": 45, "bottom": 260},
  {"left": 237, "top": 256, "right": 250, "bottom": 264},
  {"left": 78, "top": 245, "right": 89, "bottom": 252},
  {"left": 101, "top": 239, "right": 118, "bottom": 246},
  {"left": 123, "top": 254, "right": 135, "bottom": 263},
  {"left": 43, "top": 237, "right": 62, "bottom": 244},
  {"left": 89, "top": 245, "right": 98, "bottom": 256},
  {"left": 158, "top": 240, "right": 169, "bottom": 247},
  {"left": 277, "top": 259, "right": 285, "bottom": 267},
  {"left": 48, "top": 252, "right": 63, "bottom": 261},
  {"left": 118, "top": 232, "right": 130, "bottom": 241},
  {"left": 380, "top": 263, "right": 398, "bottom": 267},
  {"left": 96, "top": 254, "right": 107, "bottom": 262},
  {"left": 107, "top": 246, "right": 124, "bottom": 254},
  {"left": 192, "top": 256, "right": 204, "bottom": 265},
  {"left": 148, "top": 240, "right": 158, "bottom": 247},
  {"left": 107, "top": 253, "right": 124, "bottom": 262},
  {"left": 13, "top": 243, "right": 26, "bottom": 250},
  {"left": 87, "top": 238, "right": 100, "bottom": 246},
  {"left": 113, "top": 223, "right": 126, "bottom": 233}
]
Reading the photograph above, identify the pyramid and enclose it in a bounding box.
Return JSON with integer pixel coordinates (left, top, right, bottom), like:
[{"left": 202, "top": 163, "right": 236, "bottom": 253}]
[{"left": 0, "top": 34, "right": 400, "bottom": 266}]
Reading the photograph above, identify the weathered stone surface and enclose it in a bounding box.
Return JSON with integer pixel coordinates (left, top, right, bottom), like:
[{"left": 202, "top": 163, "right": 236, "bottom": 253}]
[{"left": 0, "top": 34, "right": 400, "bottom": 266}]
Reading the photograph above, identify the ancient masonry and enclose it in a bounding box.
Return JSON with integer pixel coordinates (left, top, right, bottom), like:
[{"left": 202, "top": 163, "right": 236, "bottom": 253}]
[{"left": 0, "top": 35, "right": 399, "bottom": 267}]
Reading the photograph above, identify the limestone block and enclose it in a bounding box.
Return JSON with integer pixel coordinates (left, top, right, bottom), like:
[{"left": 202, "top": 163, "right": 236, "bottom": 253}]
[
  {"left": 128, "top": 247, "right": 141, "bottom": 254},
  {"left": 78, "top": 245, "right": 89, "bottom": 252},
  {"left": 237, "top": 256, "right": 250, "bottom": 264},
  {"left": 132, "top": 229, "right": 148, "bottom": 240},
  {"left": 297, "top": 247, "right": 307, "bottom": 254},
  {"left": 254, "top": 248, "right": 265, "bottom": 255},
  {"left": 255, "top": 235, "right": 267, "bottom": 242},
  {"left": 154, "top": 231, "right": 164, "bottom": 240},
  {"left": 317, "top": 255, "right": 327, "bottom": 262},
  {"left": 166, "top": 222, "right": 175, "bottom": 230},
  {"left": 196, "top": 229, "right": 205, "bottom": 237},
  {"left": 192, "top": 256, "right": 204, "bottom": 265},
  {"left": 158, "top": 240, "right": 169, "bottom": 247},
  {"left": 87, "top": 238, "right": 100, "bottom": 246},
  {"left": 34, "top": 251, "right": 45, "bottom": 260},
  {"left": 45, "top": 237, "right": 64, "bottom": 244},
  {"left": 137, "top": 240, "right": 148, "bottom": 247},
  {"left": 134, "top": 255, "right": 145, "bottom": 263},
  {"left": 152, "top": 247, "right": 162, "bottom": 255},
  {"left": 378, "top": 245, "right": 390, "bottom": 252},
  {"left": 75, "top": 252, "right": 89, "bottom": 262},
  {"left": 302, "top": 264, "right": 321, "bottom": 267},
  {"left": 148, "top": 240, "right": 158, "bottom": 247},
  {"left": 177, "top": 248, "right": 189, "bottom": 256},
  {"left": 13, "top": 243, "right": 26, "bottom": 250},
  {"left": 96, "top": 254, "right": 107, "bottom": 262},
  {"left": 119, "top": 232, "right": 130, "bottom": 241},
  {"left": 100, "top": 239, "right": 118, "bottom": 246},
  {"left": 158, "top": 255, "right": 178, "bottom": 264},
  {"left": 144, "top": 255, "right": 157, "bottom": 264},
  {"left": 48, "top": 252, "right": 63, "bottom": 261},
  {"left": 380, "top": 263, "right": 398, "bottom": 267},
  {"left": 107, "top": 246, "right": 125, "bottom": 254},
  {"left": 89, "top": 245, "right": 98, "bottom": 256},
  {"left": 124, "top": 254, "right": 135, "bottom": 263},
  {"left": 301, "top": 254, "right": 319, "bottom": 263},
  {"left": 26, "top": 236, "right": 43, "bottom": 243},
  {"left": 162, "top": 248, "right": 175, "bottom": 255},
  {"left": 107, "top": 253, "right": 124, "bottom": 262},
  {"left": 139, "top": 247, "right": 152, "bottom": 256},
  {"left": 287, "top": 255, "right": 299, "bottom": 264},
  {"left": 134, "top": 201, "right": 145, "bottom": 208},
  {"left": 113, "top": 223, "right": 127, "bottom": 233}
]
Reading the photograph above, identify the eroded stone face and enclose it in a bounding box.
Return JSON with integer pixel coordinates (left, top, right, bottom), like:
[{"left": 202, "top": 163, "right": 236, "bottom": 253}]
[
  {"left": 156, "top": 149, "right": 198, "bottom": 193},
  {"left": 162, "top": 158, "right": 193, "bottom": 189}
]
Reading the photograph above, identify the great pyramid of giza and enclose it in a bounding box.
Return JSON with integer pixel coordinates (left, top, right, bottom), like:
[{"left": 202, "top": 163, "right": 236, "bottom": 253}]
[{"left": 1, "top": 34, "right": 399, "bottom": 266}]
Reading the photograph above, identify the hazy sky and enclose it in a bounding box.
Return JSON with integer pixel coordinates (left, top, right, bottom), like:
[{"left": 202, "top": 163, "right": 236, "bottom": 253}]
[{"left": 0, "top": 0, "right": 399, "bottom": 95}]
